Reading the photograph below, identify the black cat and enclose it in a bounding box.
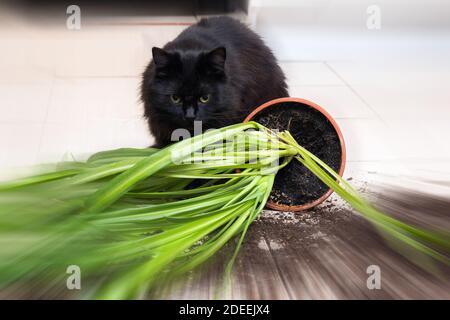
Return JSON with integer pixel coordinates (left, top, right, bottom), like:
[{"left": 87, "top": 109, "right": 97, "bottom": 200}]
[{"left": 141, "top": 16, "right": 288, "bottom": 147}]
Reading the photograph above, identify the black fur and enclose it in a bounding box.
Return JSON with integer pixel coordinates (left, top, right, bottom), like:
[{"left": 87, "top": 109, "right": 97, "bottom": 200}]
[{"left": 141, "top": 16, "right": 288, "bottom": 147}]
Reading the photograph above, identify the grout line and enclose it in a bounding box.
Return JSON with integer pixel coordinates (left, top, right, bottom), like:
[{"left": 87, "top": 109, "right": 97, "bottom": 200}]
[{"left": 323, "top": 62, "right": 389, "bottom": 126}]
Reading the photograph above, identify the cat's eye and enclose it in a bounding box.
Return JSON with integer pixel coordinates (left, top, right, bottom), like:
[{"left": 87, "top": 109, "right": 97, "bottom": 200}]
[
  {"left": 198, "top": 95, "right": 210, "bottom": 104},
  {"left": 170, "top": 94, "right": 181, "bottom": 104}
]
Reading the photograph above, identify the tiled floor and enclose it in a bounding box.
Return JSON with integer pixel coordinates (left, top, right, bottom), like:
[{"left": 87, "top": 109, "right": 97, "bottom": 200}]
[{"left": 0, "top": 9, "right": 449, "bottom": 184}]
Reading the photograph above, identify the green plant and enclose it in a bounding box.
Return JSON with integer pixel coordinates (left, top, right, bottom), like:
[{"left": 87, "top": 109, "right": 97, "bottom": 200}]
[{"left": 0, "top": 122, "right": 448, "bottom": 299}]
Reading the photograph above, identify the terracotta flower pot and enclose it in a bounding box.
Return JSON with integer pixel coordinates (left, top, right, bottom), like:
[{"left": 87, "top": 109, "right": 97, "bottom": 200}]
[{"left": 244, "top": 97, "right": 346, "bottom": 212}]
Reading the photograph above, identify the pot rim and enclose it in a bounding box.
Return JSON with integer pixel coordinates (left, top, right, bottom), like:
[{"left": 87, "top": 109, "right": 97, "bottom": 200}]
[{"left": 244, "top": 97, "right": 347, "bottom": 212}]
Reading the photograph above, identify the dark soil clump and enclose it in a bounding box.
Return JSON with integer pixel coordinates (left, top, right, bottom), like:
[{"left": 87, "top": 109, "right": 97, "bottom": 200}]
[{"left": 253, "top": 101, "right": 342, "bottom": 207}]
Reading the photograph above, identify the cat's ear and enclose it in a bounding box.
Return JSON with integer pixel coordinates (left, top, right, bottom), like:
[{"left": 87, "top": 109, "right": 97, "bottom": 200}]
[
  {"left": 152, "top": 47, "right": 172, "bottom": 68},
  {"left": 205, "top": 47, "right": 226, "bottom": 74}
]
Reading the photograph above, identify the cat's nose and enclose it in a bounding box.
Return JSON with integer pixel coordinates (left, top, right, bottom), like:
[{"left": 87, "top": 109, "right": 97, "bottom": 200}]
[{"left": 185, "top": 106, "right": 196, "bottom": 120}]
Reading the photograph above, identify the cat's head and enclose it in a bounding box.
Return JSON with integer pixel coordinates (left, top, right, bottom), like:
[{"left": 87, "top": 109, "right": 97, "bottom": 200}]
[{"left": 143, "top": 46, "right": 235, "bottom": 130}]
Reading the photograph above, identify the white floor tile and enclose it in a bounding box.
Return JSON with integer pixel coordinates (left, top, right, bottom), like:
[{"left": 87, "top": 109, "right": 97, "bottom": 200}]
[
  {"left": 336, "top": 118, "right": 395, "bottom": 162},
  {"left": 0, "top": 123, "right": 43, "bottom": 168},
  {"left": 328, "top": 60, "right": 450, "bottom": 88},
  {"left": 339, "top": 116, "right": 450, "bottom": 162},
  {"left": 85, "top": 119, "right": 152, "bottom": 152},
  {"left": 280, "top": 62, "right": 344, "bottom": 86},
  {"left": 53, "top": 34, "right": 144, "bottom": 77},
  {"left": 141, "top": 25, "right": 189, "bottom": 51},
  {"left": 0, "top": 78, "right": 53, "bottom": 123},
  {"left": 47, "top": 78, "right": 144, "bottom": 123},
  {"left": 37, "top": 119, "right": 152, "bottom": 164},
  {"left": 288, "top": 85, "right": 374, "bottom": 119},
  {"left": 327, "top": 61, "right": 450, "bottom": 123},
  {"left": 37, "top": 121, "right": 90, "bottom": 163},
  {"left": 382, "top": 118, "right": 450, "bottom": 160},
  {"left": 50, "top": 26, "right": 185, "bottom": 77},
  {"left": 350, "top": 86, "right": 450, "bottom": 120}
]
